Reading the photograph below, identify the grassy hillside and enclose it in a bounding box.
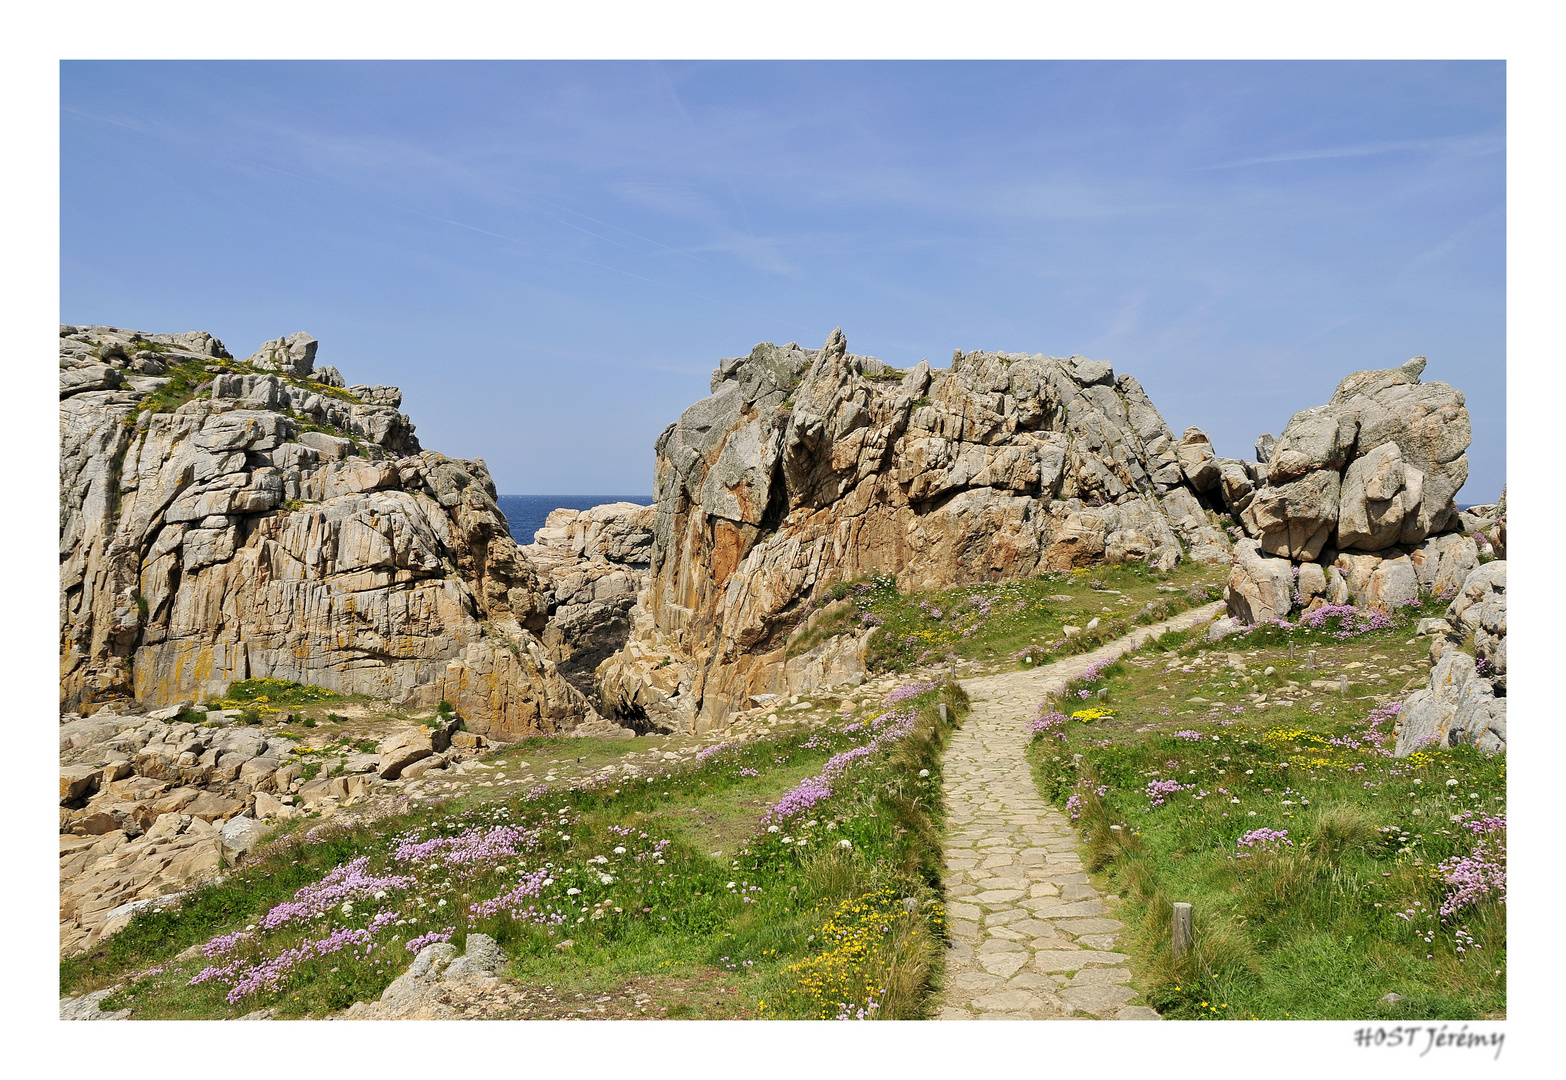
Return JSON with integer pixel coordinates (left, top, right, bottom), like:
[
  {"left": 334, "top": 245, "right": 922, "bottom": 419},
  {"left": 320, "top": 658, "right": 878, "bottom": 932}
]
[{"left": 789, "top": 560, "right": 1228, "bottom": 678}]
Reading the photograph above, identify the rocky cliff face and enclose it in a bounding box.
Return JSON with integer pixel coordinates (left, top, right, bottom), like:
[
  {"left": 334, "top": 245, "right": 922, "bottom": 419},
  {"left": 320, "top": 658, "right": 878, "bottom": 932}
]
[
  {"left": 59, "top": 325, "right": 598, "bottom": 739},
  {"left": 598, "top": 329, "right": 1234, "bottom": 733}
]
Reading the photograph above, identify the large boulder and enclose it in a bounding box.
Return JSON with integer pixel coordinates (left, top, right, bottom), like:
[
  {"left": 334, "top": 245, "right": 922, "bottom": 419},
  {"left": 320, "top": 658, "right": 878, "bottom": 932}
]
[
  {"left": 246, "top": 332, "right": 318, "bottom": 377},
  {"left": 338, "top": 934, "right": 507, "bottom": 1020},
  {"left": 1243, "top": 468, "right": 1340, "bottom": 561},
  {"left": 1394, "top": 650, "right": 1505, "bottom": 756},
  {"left": 1214, "top": 458, "right": 1256, "bottom": 515},
  {"left": 530, "top": 503, "right": 655, "bottom": 568},
  {"left": 1408, "top": 533, "right": 1479, "bottom": 597},
  {"left": 520, "top": 502, "right": 656, "bottom": 696},
  {"left": 1158, "top": 488, "right": 1232, "bottom": 565},
  {"left": 1447, "top": 561, "right": 1505, "bottom": 688},
  {"left": 1224, "top": 539, "right": 1295, "bottom": 624},
  {"left": 1176, "top": 428, "right": 1220, "bottom": 492},
  {"left": 377, "top": 727, "right": 445, "bottom": 779},
  {"left": 1393, "top": 559, "right": 1506, "bottom": 757}
]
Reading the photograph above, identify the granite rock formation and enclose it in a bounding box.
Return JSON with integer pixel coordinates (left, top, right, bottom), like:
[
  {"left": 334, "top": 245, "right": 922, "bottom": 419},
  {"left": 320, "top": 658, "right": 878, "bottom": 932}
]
[
  {"left": 59, "top": 324, "right": 598, "bottom": 740},
  {"left": 598, "top": 329, "right": 1232, "bottom": 733},
  {"left": 520, "top": 502, "right": 655, "bottom": 698},
  {"left": 1241, "top": 357, "right": 1470, "bottom": 562},
  {"left": 1223, "top": 357, "right": 1483, "bottom": 627}
]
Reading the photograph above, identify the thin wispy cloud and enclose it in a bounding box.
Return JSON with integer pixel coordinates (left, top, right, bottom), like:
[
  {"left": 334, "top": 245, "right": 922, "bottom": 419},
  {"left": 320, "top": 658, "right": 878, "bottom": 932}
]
[
  {"left": 1202, "top": 132, "right": 1503, "bottom": 170},
  {"left": 1403, "top": 203, "right": 1505, "bottom": 271}
]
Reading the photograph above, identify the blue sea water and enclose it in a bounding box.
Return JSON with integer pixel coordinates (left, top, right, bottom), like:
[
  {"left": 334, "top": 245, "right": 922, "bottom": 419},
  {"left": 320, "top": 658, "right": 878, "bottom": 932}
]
[{"left": 496, "top": 495, "right": 654, "bottom": 546}]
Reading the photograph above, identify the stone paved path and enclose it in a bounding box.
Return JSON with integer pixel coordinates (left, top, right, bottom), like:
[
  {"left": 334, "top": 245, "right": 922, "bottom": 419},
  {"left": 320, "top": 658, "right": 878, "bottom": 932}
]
[{"left": 935, "top": 601, "right": 1225, "bottom": 1021}]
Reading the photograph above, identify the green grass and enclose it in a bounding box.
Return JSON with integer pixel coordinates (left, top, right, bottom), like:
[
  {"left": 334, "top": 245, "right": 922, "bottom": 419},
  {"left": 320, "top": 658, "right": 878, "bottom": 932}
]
[
  {"left": 216, "top": 679, "right": 344, "bottom": 708},
  {"left": 1026, "top": 599, "right": 1506, "bottom": 1020},
  {"left": 126, "top": 352, "right": 364, "bottom": 421},
  {"left": 801, "top": 560, "right": 1224, "bottom": 677},
  {"left": 129, "top": 356, "right": 218, "bottom": 417},
  {"left": 63, "top": 683, "right": 969, "bottom": 1021}
]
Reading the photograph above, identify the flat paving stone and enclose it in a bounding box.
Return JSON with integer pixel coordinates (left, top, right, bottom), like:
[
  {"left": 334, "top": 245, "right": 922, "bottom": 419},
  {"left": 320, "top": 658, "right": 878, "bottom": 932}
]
[
  {"left": 1052, "top": 917, "right": 1125, "bottom": 935},
  {"left": 934, "top": 604, "right": 1222, "bottom": 1021},
  {"left": 1062, "top": 984, "right": 1139, "bottom": 1015},
  {"left": 977, "top": 938, "right": 1028, "bottom": 954},
  {"left": 1115, "top": 1006, "right": 1163, "bottom": 1021},
  {"left": 1032, "top": 951, "right": 1101, "bottom": 973},
  {"left": 973, "top": 889, "right": 1027, "bottom": 903},
  {"left": 1027, "top": 937, "right": 1082, "bottom": 951},
  {"left": 1068, "top": 966, "right": 1134, "bottom": 986},
  {"left": 978, "top": 953, "right": 1030, "bottom": 978},
  {"left": 1076, "top": 933, "right": 1121, "bottom": 951},
  {"left": 972, "top": 989, "right": 1052, "bottom": 1013},
  {"left": 984, "top": 908, "right": 1030, "bottom": 926}
]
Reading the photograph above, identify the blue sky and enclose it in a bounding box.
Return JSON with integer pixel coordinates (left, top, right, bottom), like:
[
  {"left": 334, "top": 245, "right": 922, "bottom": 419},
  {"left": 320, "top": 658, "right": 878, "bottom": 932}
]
[{"left": 61, "top": 60, "right": 1505, "bottom": 499}]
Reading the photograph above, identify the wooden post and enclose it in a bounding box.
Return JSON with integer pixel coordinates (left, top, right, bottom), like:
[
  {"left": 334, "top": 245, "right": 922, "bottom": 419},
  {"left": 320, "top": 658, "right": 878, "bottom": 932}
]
[
  {"left": 1306, "top": 649, "right": 1317, "bottom": 670},
  {"left": 938, "top": 703, "right": 949, "bottom": 724},
  {"left": 1172, "top": 902, "right": 1193, "bottom": 959},
  {"left": 1097, "top": 688, "right": 1108, "bottom": 702},
  {"left": 1340, "top": 674, "right": 1349, "bottom": 695}
]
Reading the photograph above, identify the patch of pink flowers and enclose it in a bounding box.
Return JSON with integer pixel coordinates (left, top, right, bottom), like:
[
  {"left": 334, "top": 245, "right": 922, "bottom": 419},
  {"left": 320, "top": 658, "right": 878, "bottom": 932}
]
[
  {"left": 404, "top": 927, "right": 454, "bottom": 953},
  {"left": 193, "top": 910, "right": 398, "bottom": 1004},
  {"left": 259, "top": 857, "right": 415, "bottom": 930},
  {"left": 885, "top": 682, "right": 937, "bottom": 706},
  {"left": 392, "top": 823, "right": 545, "bottom": 873},
  {"left": 763, "top": 705, "right": 920, "bottom": 823},
  {"left": 1234, "top": 827, "right": 1293, "bottom": 857},
  {"left": 468, "top": 868, "right": 554, "bottom": 918},
  {"left": 1029, "top": 711, "right": 1068, "bottom": 740},
  {"left": 1437, "top": 814, "right": 1506, "bottom": 917},
  {"left": 1143, "top": 779, "right": 1189, "bottom": 808}
]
